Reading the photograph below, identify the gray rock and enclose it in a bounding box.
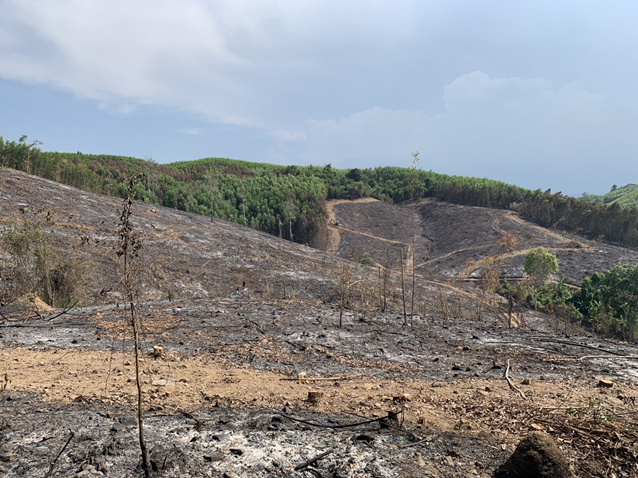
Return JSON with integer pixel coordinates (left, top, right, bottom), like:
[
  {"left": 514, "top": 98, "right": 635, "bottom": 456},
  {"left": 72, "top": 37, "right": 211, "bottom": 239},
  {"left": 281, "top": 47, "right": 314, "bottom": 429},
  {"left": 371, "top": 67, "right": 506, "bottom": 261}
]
[{"left": 494, "top": 432, "right": 572, "bottom": 478}]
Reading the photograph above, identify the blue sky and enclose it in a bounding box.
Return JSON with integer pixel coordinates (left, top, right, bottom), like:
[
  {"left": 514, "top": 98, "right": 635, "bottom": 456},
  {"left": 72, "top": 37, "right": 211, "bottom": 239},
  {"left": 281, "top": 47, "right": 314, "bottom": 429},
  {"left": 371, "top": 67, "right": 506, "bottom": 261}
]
[{"left": 1, "top": 1, "right": 637, "bottom": 196}]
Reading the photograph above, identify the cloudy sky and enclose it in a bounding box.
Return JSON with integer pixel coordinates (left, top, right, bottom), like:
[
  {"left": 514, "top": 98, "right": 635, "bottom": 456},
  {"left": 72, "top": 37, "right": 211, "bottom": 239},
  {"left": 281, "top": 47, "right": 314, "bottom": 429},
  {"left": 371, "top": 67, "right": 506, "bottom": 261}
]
[{"left": 1, "top": 1, "right": 637, "bottom": 196}]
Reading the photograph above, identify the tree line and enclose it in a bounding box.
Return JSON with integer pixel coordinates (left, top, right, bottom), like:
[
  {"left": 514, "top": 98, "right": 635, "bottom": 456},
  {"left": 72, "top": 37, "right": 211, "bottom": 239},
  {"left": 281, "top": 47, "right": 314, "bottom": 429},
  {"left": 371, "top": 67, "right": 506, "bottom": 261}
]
[{"left": 3, "top": 134, "right": 638, "bottom": 247}]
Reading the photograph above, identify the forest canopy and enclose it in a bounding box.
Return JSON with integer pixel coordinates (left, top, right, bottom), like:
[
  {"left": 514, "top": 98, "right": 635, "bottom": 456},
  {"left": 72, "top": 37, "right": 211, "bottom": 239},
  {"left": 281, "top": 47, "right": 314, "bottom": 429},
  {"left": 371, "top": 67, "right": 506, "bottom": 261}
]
[{"left": 3, "top": 134, "right": 638, "bottom": 248}]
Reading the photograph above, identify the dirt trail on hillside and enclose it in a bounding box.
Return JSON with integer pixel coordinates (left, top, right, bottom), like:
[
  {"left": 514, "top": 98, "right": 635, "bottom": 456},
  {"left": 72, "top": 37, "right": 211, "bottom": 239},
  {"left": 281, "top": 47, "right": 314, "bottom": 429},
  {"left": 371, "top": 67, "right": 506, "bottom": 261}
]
[
  {"left": 325, "top": 199, "right": 422, "bottom": 273},
  {"left": 325, "top": 198, "right": 382, "bottom": 254},
  {"left": 461, "top": 246, "right": 582, "bottom": 279},
  {"left": 504, "top": 211, "right": 589, "bottom": 247},
  {"left": 415, "top": 245, "right": 491, "bottom": 270}
]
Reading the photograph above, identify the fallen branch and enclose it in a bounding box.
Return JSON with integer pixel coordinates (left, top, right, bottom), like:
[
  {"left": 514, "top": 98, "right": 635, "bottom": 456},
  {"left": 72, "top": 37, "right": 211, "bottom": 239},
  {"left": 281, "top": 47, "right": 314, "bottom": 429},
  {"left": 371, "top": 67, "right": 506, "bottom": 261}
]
[
  {"left": 579, "top": 355, "right": 638, "bottom": 361},
  {"left": 294, "top": 449, "right": 333, "bottom": 471},
  {"left": 280, "top": 371, "right": 379, "bottom": 382},
  {"left": 399, "top": 437, "right": 428, "bottom": 449},
  {"left": 44, "top": 300, "right": 79, "bottom": 321},
  {"left": 281, "top": 411, "right": 400, "bottom": 429},
  {"left": 44, "top": 431, "right": 74, "bottom": 478},
  {"left": 533, "top": 338, "right": 626, "bottom": 356},
  {"left": 504, "top": 360, "right": 527, "bottom": 400}
]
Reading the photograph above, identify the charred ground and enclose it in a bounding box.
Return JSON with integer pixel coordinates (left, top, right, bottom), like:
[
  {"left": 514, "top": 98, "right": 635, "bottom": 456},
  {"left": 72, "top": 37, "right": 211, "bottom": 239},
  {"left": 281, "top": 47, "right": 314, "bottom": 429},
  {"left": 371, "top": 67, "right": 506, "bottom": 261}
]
[{"left": 1, "top": 170, "right": 638, "bottom": 477}]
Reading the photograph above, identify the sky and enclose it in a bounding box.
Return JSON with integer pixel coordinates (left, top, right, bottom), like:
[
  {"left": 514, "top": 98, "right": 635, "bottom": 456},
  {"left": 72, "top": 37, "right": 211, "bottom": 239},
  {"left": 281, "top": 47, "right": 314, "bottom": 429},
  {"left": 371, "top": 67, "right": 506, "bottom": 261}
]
[{"left": 1, "top": 0, "right": 637, "bottom": 197}]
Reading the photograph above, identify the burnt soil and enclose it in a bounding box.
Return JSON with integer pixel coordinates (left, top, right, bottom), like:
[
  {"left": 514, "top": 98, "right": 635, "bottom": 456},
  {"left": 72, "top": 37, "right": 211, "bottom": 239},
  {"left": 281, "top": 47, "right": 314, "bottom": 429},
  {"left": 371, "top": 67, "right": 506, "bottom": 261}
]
[{"left": 1, "top": 170, "right": 638, "bottom": 477}]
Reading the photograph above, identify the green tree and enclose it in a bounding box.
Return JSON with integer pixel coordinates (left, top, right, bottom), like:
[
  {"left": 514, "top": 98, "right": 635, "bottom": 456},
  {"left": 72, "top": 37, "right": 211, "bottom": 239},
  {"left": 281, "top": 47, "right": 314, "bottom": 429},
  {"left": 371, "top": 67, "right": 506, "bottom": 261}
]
[
  {"left": 576, "top": 264, "right": 638, "bottom": 341},
  {"left": 524, "top": 247, "right": 559, "bottom": 310}
]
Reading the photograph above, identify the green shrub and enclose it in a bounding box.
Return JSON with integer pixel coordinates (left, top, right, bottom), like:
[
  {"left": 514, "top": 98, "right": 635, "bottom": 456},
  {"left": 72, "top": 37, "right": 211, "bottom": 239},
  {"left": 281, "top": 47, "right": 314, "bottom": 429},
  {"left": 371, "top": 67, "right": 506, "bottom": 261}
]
[{"left": 359, "top": 252, "right": 374, "bottom": 265}]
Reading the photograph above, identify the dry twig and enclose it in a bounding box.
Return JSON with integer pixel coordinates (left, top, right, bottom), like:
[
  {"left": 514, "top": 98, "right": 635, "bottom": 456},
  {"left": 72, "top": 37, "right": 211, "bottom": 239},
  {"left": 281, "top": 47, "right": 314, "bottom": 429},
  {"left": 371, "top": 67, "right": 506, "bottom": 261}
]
[
  {"left": 44, "top": 431, "right": 74, "bottom": 478},
  {"left": 294, "top": 449, "right": 333, "bottom": 471},
  {"left": 504, "top": 359, "right": 527, "bottom": 400}
]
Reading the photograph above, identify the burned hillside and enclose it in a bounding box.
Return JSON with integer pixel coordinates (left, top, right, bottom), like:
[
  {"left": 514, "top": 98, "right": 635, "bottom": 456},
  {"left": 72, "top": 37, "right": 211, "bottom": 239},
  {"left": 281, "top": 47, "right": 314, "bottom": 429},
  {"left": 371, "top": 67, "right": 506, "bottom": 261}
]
[{"left": 1, "top": 170, "right": 638, "bottom": 477}]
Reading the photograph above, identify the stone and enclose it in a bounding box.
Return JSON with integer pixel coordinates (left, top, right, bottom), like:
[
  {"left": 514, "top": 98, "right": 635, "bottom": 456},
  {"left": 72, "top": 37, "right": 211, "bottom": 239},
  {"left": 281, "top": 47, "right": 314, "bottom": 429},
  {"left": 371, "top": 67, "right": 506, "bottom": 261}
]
[
  {"left": 393, "top": 393, "right": 412, "bottom": 402},
  {"left": 598, "top": 379, "right": 613, "bottom": 388},
  {"left": 117, "top": 416, "right": 137, "bottom": 427},
  {"left": 153, "top": 346, "right": 165, "bottom": 358},
  {"left": 0, "top": 452, "right": 16, "bottom": 462},
  {"left": 494, "top": 432, "right": 572, "bottom": 478}
]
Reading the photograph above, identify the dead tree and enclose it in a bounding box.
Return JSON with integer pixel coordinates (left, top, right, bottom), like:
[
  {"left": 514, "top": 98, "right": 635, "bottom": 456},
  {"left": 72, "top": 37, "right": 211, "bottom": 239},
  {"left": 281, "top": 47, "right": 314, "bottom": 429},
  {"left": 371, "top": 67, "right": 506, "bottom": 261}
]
[{"left": 117, "top": 175, "right": 151, "bottom": 477}]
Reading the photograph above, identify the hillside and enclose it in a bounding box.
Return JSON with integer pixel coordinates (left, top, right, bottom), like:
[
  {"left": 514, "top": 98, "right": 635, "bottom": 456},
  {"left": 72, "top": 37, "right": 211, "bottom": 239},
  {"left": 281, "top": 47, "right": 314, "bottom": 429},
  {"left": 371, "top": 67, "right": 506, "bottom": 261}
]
[
  {"left": 585, "top": 183, "right": 638, "bottom": 209},
  {"left": 4, "top": 134, "right": 638, "bottom": 247},
  {"left": 2, "top": 170, "right": 638, "bottom": 477},
  {"left": 329, "top": 198, "right": 638, "bottom": 285}
]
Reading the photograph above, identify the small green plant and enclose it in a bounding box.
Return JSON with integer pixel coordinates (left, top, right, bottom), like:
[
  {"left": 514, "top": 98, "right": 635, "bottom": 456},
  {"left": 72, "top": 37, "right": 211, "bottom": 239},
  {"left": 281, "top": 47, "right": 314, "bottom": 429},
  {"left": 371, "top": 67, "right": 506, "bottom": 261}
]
[{"left": 359, "top": 252, "right": 374, "bottom": 265}]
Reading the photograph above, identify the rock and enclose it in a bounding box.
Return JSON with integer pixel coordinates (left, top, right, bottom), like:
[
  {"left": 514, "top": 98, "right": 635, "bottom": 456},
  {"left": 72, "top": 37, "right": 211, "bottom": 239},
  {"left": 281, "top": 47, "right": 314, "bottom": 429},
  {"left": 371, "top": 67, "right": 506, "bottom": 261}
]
[
  {"left": 118, "top": 416, "right": 137, "bottom": 427},
  {"left": 151, "top": 379, "right": 174, "bottom": 387},
  {"left": 110, "top": 423, "right": 125, "bottom": 434},
  {"left": 76, "top": 464, "right": 103, "bottom": 476},
  {"left": 494, "top": 432, "right": 572, "bottom": 478},
  {"left": 0, "top": 452, "right": 16, "bottom": 462},
  {"left": 203, "top": 452, "right": 224, "bottom": 462},
  {"left": 598, "top": 379, "right": 613, "bottom": 388},
  {"left": 150, "top": 445, "right": 187, "bottom": 472},
  {"left": 153, "top": 346, "right": 165, "bottom": 358},
  {"left": 447, "top": 447, "right": 462, "bottom": 458},
  {"left": 393, "top": 393, "right": 412, "bottom": 402}
]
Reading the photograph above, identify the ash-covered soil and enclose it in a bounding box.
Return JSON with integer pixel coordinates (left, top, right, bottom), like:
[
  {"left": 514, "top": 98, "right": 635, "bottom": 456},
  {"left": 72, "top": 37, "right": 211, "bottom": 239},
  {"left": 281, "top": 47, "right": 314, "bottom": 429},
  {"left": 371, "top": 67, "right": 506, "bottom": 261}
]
[
  {"left": 329, "top": 198, "right": 638, "bottom": 286},
  {"left": 0, "top": 170, "right": 342, "bottom": 305},
  {"left": 2, "top": 171, "right": 638, "bottom": 477},
  {"left": 3, "top": 299, "right": 638, "bottom": 477}
]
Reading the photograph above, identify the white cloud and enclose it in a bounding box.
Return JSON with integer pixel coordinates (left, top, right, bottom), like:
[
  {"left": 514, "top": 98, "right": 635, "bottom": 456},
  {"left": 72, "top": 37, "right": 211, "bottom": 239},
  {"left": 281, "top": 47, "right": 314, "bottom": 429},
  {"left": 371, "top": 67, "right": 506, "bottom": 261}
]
[
  {"left": 0, "top": 0, "right": 418, "bottom": 127},
  {"left": 3, "top": 1, "right": 637, "bottom": 195},
  {"left": 179, "top": 127, "right": 203, "bottom": 135},
  {"left": 288, "top": 72, "right": 634, "bottom": 195},
  {"left": 269, "top": 129, "right": 306, "bottom": 142},
  {"left": 301, "top": 107, "right": 426, "bottom": 167},
  {"left": 97, "top": 102, "right": 138, "bottom": 116}
]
